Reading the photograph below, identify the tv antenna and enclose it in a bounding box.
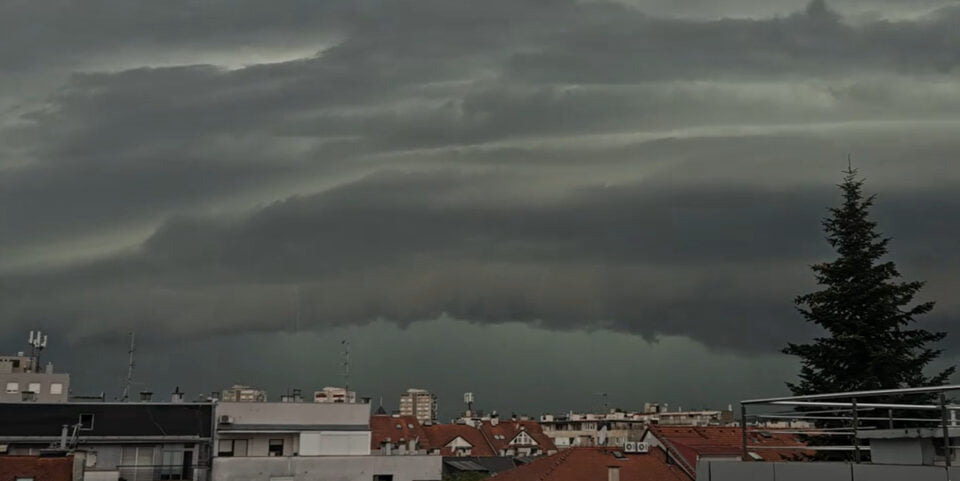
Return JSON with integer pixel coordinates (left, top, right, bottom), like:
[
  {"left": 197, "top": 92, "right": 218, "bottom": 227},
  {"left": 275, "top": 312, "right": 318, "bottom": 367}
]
[
  {"left": 341, "top": 339, "right": 351, "bottom": 393},
  {"left": 595, "top": 392, "right": 609, "bottom": 412},
  {"left": 27, "top": 330, "right": 48, "bottom": 373},
  {"left": 120, "top": 332, "right": 136, "bottom": 402}
]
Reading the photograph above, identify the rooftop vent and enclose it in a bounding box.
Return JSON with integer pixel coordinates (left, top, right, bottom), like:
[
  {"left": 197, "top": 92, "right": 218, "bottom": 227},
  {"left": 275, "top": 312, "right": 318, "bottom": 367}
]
[{"left": 608, "top": 465, "right": 621, "bottom": 481}]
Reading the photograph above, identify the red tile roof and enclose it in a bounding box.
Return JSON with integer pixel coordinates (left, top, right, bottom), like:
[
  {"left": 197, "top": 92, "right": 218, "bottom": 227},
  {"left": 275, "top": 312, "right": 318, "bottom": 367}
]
[
  {"left": 645, "top": 426, "right": 810, "bottom": 477},
  {"left": 490, "top": 447, "right": 690, "bottom": 481},
  {"left": 479, "top": 420, "right": 558, "bottom": 454},
  {"left": 422, "top": 423, "right": 498, "bottom": 456},
  {"left": 0, "top": 455, "right": 74, "bottom": 481},
  {"left": 370, "top": 414, "right": 428, "bottom": 450}
]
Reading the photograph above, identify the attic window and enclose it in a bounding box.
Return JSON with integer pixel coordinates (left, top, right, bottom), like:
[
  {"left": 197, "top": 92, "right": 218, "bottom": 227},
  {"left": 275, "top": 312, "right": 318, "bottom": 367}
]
[
  {"left": 408, "top": 424, "right": 414, "bottom": 429},
  {"left": 79, "top": 413, "right": 95, "bottom": 430},
  {"left": 396, "top": 424, "right": 402, "bottom": 429},
  {"left": 612, "top": 451, "right": 626, "bottom": 460},
  {"left": 748, "top": 452, "right": 763, "bottom": 461}
]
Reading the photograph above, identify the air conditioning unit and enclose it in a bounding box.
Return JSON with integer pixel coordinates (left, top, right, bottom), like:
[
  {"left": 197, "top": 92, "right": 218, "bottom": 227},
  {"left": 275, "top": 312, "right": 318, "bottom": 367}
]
[
  {"left": 624, "top": 442, "right": 649, "bottom": 454},
  {"left": 218, "top": 415, "right": 234, "bottom": 424}
]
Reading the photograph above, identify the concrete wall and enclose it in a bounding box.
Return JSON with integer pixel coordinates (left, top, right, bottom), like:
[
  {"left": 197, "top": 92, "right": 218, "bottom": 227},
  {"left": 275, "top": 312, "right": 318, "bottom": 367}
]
[
  {"left": 217, "top": 402, "right": 370, "bottom": 427},
  {"left": 299, "top": 432, "right": 370, "bottom": 456},
  {"left": 212, "top": 455, "right": 441, "bottom": 481},
  {"left": 0, "top": 372, "right": 70, "bottom": 402},
  {"left": 697, "top": 461, "right": 954, "bottom": 481},
  {"left": 870, "top": 438, "right": 935, "bottom": 465}
]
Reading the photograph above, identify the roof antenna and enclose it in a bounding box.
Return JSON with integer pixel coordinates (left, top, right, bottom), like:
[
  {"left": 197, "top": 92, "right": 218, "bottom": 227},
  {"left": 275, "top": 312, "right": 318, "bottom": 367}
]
[
  {"left": 121, "top": 332, "right": 136, "bottom": 402},
  {"left": 27, "top": 330, "right": 48, "bottom": 373},
  {"left": 341, "top": 339, "right": 351, "bottom": 395}
]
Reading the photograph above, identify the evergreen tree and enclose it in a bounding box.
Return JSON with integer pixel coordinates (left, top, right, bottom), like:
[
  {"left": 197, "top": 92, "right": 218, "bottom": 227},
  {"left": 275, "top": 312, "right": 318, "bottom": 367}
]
[{"left": 784, "top": 167, "right": 954, "bottom": 397}]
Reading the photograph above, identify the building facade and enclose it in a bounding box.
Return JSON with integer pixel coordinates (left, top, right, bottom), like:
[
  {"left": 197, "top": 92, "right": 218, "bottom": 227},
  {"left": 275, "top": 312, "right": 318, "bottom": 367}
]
[
  {"left": 1, "top": 354, "right": 70, "bottom": 403},
  {"left": 399, "top": 389, "right": 437, "bottom": 424},
  {"left": 0, "top": 401, "right": 214, "bottom": 481},
  {"left": 313, "top": 386, "right": 357, "bottom": 404},
  {"left": 220, "top": 385, "right": 267, "bottom": 403},
  {"left": 540, "top": 408, "right": 734, "bottom": 449},
  {"left": 213, "top": 401, "right": 440, "bottom": 481}
]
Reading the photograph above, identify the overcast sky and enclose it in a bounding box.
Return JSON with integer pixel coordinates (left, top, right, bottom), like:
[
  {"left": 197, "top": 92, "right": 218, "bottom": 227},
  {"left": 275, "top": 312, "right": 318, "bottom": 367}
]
[{"left": 2, "top": 0, "right": 959, "bottom": 418}]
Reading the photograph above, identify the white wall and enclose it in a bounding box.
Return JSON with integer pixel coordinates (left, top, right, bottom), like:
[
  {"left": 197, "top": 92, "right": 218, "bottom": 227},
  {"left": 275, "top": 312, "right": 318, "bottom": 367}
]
[
  {"left": 299, "top": 432, "right": 371, "bottom": 456},
  {"left": 217, "top": 402, "right": 370, "bottom": 426},
  {"left": 213, "top": 455, "right": 441, "bottom": 481}
]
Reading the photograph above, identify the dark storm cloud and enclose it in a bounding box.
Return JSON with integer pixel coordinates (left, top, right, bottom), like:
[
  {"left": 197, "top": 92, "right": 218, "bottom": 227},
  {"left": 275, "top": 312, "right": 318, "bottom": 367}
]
[
  {"left": 2, "top": 0, "right": 960, "bottom": 359},
  {"left": 3, "top": 165, "right": 959, "bottom": 353}
]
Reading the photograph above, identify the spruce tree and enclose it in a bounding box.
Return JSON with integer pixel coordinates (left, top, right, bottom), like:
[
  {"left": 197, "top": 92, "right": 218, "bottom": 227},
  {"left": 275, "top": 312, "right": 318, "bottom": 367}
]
[{"left": 784, "top": 167, "right": 954, "bottom": 397}]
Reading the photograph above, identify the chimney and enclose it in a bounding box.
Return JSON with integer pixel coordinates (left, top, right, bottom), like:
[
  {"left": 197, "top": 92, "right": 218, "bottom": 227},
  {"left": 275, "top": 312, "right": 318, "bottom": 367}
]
[
  {"left": 45, "top": 362, "right": 54, "bottom": 374},
  {"left": 60, "top": 425, "right": 69, "bottom": 449},
  {"left": 139, "top": 391, "right": 153, "bottom": 402},
  {"left": 608, "top": 466, "right": 620, "bottom": 481},
  {"left": 491, "top": 413, "right": 499, "bottom": 426},
  {"left": 171, "top": 386, "right": 184, "bottom": 403}
]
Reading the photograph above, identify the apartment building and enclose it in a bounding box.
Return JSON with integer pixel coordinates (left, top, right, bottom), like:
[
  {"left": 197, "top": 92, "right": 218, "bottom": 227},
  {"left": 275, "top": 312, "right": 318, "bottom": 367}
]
[
  {"left": 213, "top": 401, "right": 440, "bottom": 481},
  {"left": 399, "top": 389, "right": 437, "bottom": 424},
  {"left": 1, "top": 354, "right": 70, "bottom": 403},
  {"left": 0, "top": 400, "right": 215, "bottom": 481}
]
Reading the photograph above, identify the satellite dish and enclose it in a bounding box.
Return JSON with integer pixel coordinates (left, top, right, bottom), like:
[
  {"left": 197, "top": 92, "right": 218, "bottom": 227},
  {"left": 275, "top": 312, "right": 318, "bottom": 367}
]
[{"left": 598, "top": 424, "right": 608, "bottom": 446}]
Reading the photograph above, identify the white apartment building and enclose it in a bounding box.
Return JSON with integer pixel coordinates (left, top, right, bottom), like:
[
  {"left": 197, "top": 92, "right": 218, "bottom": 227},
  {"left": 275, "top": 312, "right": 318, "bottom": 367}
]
[
  {"left": 540, "top": 407, "right": 734, "bottom": 448},
  {"left": 213, "top": 401, "right": 440, "bottom": 481},
  {"left": 314, "top": 386, "right": 357, "bottom": 404},
  {"left": 221, "top": 384, "right": 267, "bottom": 403},
  {"left": 399, "top": 388, "right": 437, "bottom": 424}
]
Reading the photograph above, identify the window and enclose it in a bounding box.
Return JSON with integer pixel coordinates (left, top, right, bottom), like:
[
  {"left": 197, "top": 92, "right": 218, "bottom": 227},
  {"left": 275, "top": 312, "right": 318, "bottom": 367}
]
[
  {"left": 27, "top": 383, "right": 41, "bottom": 393},
  {"left": 15, "top": 477, "right": 35, "bottom": 481},
  {"left": 372, "top": 476, "right": 394, "bottom": 481},
  {"left": 5, "top": 382, "right": 19, "bottom": 394},
  {"left": 268, "top": 439, "right": 284, "bottom": 457},
  {"left": 79, "top": 413, "right": 95, "bottom": 430},
  {"left": 50, "top": 383, "right": 63, "bottom": 395},
  {"left": 218, "top": 440, "right": 234, "bottom": 457},
  {"left": 218, "top": 439, "right": 247, "bottom": 457}
]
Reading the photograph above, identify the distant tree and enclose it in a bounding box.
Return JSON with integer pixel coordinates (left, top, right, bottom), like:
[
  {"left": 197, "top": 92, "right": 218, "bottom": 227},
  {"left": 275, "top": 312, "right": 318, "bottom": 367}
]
[{"left": 784, "top": 166, "right": 954, "bottom": 399}]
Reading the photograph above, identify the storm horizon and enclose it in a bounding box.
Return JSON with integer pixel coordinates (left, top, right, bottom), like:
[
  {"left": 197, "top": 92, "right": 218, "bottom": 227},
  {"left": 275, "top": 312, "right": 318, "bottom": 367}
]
[{"left": 2, "top": 0, "right": 960, "bottom": 419}]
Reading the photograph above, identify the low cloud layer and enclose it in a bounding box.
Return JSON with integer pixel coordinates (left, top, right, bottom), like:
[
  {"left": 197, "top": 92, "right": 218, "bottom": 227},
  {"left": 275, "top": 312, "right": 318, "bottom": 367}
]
[{"left": 1, "top": 0, "right": 959, "bottom": 362}]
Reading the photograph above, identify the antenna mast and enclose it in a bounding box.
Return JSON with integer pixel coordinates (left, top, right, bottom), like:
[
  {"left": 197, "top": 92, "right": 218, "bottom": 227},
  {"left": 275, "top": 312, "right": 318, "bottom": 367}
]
[
  {"left": 121, "top": 332, "right": 136, "bottom": 402},
  {"left": 341, "top": 339, "right": 351, "bottom": 393},
  {"left": 27, "top": 330, "right": 48, "bottom": 373}
]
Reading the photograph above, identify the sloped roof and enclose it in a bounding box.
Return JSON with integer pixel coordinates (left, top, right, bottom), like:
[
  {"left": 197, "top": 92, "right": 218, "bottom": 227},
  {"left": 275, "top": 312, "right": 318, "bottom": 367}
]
[
  {"left": 422, "top": 423, "right": 497, "bottom": 456},
  {"left": 370, "top": 414, "right": 427, "bottom": 449},
  {"left": 490, "top": 447, "right": 690, "bottom": 481},
  {"left": 0, "top": 455, "right": 74, "bottom": 481},
  {"left": 0, "top": 402, "right": 213, "bottom": 438},
  {"left": 646, "top": 425, "right": 809, "bottom": 474},
  {"left": 479, "top": 420, "right": 558, "bottom": 453}
]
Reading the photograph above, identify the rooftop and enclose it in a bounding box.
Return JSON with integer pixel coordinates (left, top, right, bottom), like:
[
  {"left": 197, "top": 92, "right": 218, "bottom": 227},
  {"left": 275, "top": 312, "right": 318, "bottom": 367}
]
[{"left": 490, "top": 447, "right": 689, "bottom": 481}]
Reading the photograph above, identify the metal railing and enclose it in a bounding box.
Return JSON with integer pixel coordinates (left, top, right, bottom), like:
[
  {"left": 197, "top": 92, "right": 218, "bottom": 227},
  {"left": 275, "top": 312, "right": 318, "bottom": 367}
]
[
  {"left": 113, "top": 463, "right": 210, "bottom": 481},
  {"left": 740, "top": 384, "right": 960, "bottom": 465}
]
